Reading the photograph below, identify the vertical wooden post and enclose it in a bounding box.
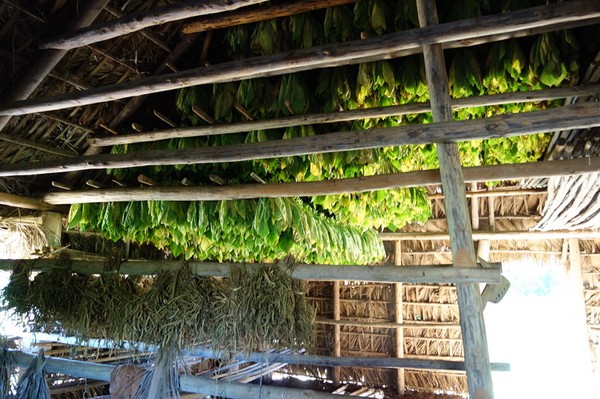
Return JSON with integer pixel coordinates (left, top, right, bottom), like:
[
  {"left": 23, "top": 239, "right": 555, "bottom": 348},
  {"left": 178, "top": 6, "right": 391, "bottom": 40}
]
[
  {"left": 416, "top": 1, "right": 495, "bottom": 398},
  {"left": 394, "top": 240, "right": 405, "bottom": 395},
  {"left": 332, "top": 280, "right": 341, "bottom": 384},
  {"left": 488, "top": 196, "right": 496, "bottom": 231},
  {"left": 568, "top": 239, "right": 595, "bottom": 397},
  {"left": 471, "top": 182, "right": 480, "bottom": 231}
]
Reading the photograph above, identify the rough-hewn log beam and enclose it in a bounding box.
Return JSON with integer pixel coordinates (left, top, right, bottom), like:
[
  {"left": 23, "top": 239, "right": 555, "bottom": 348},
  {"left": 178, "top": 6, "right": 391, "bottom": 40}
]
[
  {"left": 0, "top": 192, "right": 65, "bottom": 212},
  {"left": 0, "top": 259, "right": 502, "bottom": 284},
  {"left": 89, "top": 83, "right": 600, "bottom": 147},
  {"left": 183, "top": 0, "right": 356, "bottom": 34},
  {"left": 381, "top": 230, "right": 600, "bottom": 241},
  {"left": 1, "top": 2, "right": 598, "bottom": 116},
  {"left": 41, "top": 157, "right": 596, "bottom": 205},
  {"left": 1, "top": 102, "right": 598, "bottom": 178},
  {"left": 417, "top": 0, "right": 493, "bottom": 397},
  {"left": 10, "top": 351, "right": 338, "bottom": 399},
  {"left": 39, "top": 0, "right": 267, "bottom": 50}
]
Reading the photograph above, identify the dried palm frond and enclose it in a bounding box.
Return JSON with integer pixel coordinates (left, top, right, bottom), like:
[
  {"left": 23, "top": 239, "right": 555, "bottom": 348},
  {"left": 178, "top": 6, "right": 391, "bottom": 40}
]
[
  {"left": 0, "top": 337, "right": 15, "bottom": 398},
  {"left": 15, "top": 349, "right": 51, "bottom": 399}
]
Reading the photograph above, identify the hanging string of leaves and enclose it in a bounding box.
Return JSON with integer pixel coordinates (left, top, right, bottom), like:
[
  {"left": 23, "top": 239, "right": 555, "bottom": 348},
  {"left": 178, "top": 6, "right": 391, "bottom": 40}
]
[
  {"left": 2, "top": 263, "right": 315, "bottom": 354},
  {"left": 68, "top": 196, "right": 385, "bottom": 264}
]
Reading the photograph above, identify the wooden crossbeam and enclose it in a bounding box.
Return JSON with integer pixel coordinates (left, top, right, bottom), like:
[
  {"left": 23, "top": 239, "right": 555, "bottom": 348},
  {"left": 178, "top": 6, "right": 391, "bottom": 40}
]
[
  {"left": 1, "top": 102, "right": 598, "bottom": 178},
  {"left": 0, "top": 2, "right": 598, "bottom": 116},
  {"left": 417, "top": 0, "right": 494, "bottom": 397},
  {"left": 0, "top": 259, "right": 502, "bottom": 284},
  {"left": 39, "top": 0, "right": 267, "bottom": 50},
  {"left": 381, "top": 230, "right": 600, "bottom": 241},
  {"left": 88, "top": 83, "right": 600, "bottom": 147}
]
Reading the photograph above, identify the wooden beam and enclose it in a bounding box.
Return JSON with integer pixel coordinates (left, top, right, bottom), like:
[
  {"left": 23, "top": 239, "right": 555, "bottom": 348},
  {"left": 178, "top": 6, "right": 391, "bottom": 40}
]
[
  {"left": 41, "top": 157, "right": 598, "bottom": 205},
  {"left": 381, "top": 230, "right": 600, "bottom": 241},
  {"left": 0, "top": 192, "right": 65, "bottom": 212},
  {"left": 2, "top": 102, "right": 599, "bottom": 178},
  {"left": 39, "top": 0, "right": 267, "bottom": 50},
  {"left": 0, "top": 0, "right": 110, "bottom": 134},
  {"left": 183, "top": 0, "right": 356, "bottom": 34},
  {"left": 332, "top": 280, "right": 341, "bottom": 384},
  {"left": 89, "top": 84, "right": 600, "bottom": 147},
  {"left": 10, "top": 351, "right": 338, "bottom": 399},
  {"left": 315, "top": 318, "right": 460, "bottom": 329},
  {"left": 0, "top": 259, "right": 502, "bottom": 284},
  {"left": 394, "top": 241, "right": 405, "bottom": 395},
  {"left": 1, "top": 2, "right": 598, "bottom": 116},
  {"left": 417, "top": 0, "right": 494, "bottom": 397}
]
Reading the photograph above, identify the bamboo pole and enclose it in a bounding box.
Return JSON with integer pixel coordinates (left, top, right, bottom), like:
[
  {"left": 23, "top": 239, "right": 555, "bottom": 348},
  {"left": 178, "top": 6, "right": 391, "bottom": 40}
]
[
  {"left": 182, "top": 0, "right": 356, "bottom": 34},
  {"left": 39, "top": 0, "right": 267, "bottom": 50},
  {"left": 0, "top": 259, "right": 502, "bottom": 284},
  {"left": 2, "top": 102, "right": 599, "bottom": 178},
  {"left": 417, "top": 0, "right": 493, "bottom": 397},
  {"left": 41, "top": 157, "right": 597, "bottom": 205},
  {"left": 1, "top": 2, "right": 598, "bottom": 116},
  {"left": 315, "top": 318, "right": 460, "bottom": 329},
  {"left": 381, "top": 230, "right": 600, "bottom": 241},
  {"left": 89, "top": 84, "right": 600, "bottom": 147}
]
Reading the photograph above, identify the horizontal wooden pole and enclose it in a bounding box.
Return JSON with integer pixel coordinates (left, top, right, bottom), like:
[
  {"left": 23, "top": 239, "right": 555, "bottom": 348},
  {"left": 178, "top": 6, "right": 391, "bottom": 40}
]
[
  {"left": 0, "top": 259, "right": 502, "bottom": 284},
  {"left": 381, "top": 230, "right": 600, "bottom": 241},
  {"left": 428, "top": 188, "right": 546, "bottom": 200},
  {"left": 39, "top": 0, "right": 267, "bottom": 50},
  {"left": 10, "top": 351, "right": 338, "bottom": 399},
  {"left": 184, "top": 348, "right": 511, "bottom": 372},
  {"left": 0, "top": 2, "right": 598, "bottom": 116},
  {"left": 0, "top": 192, "right": 65, "bottom": 212},
  {"left": 89, "top": 84, "right": 600, "bottom": 147},
  {"left": 183, "top": 0, "right": 357, "bottom": 34},
  {"left": 2, "top": 102, "right": 599, "bottom": 178},
  {"left": 315, "top": 318, "right": 460, "bottom": 329},
  {"left": 42, "top": 157, "right": 598, "bottom": 204}
]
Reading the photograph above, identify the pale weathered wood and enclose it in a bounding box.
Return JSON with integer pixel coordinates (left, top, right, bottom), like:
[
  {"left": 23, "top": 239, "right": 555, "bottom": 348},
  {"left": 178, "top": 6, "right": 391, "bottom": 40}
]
[
  {"left": 2, "top": 102, "right": 599, "bottom": 178},
  {"left": 183, "top": 0, "right": 356, "bottom": 34},
  {"left": 0, "top": 192, "right": 64, "bottom": 212},
  {"left": 0, "top": 0, "right": 110, "bottom": 136},
  {"left": 89, "top": 84, "right": 600, "bottom": 147},
  {"left": 0, "top": 259, "right": 502, "bottom": 284},
  {"left": 10, "top": 351, "right": 338, "bottom": 399},
  {"left": 41, "top": 157, "right": 598, "bottom": 205},
  {"left": 417, "top": 0, "right": 494, "bottom": 397},
  {"left": 381, "top": 230, "right": 600, "bottom": 241},
  {"left": 332, "top": 280, "right": 341, "bottom": 384},
  {"left": 1, "top": 2, "right": 598, "bottom": 116},
  {"left": 39, "top": 0, "right": 267, "bottom": 50},
  {"left": 315, "top": 318, "right": 460, "bottom": 329},
  {"left": 394, "top": 241, "right": 405, "bottom": 395}
]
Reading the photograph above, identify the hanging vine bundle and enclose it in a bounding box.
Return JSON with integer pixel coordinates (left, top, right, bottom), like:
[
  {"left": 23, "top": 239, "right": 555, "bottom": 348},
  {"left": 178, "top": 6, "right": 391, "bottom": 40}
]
[{"left": 1, "top": 262, "right": 315, "bottom": 354}]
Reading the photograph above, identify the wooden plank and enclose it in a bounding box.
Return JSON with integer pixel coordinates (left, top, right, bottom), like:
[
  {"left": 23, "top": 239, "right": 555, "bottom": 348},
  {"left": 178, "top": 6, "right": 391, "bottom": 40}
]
[
  {"left": 381, "top": 230, "right": 600, "bottom": 241},
  {"left": 42, "top": 157, "right": 598, "bottom": 205},
  {"left": 0, "top": 259, "right": 502, "bottom": 284},
  {"left": 1, "top": 2, "right": 598, "bottom": 116},
  {"left": 417, "top": 1, "right": 494, "bottom": 397},
  {"left": 89, "top": 84, "right": 600, "bottom": 147},
  {"left": 39, "top": 0, "right": 267, "bottom": 50},
  {"left": 183, "top": 0, "right": 356, "bottom": 34},
  {"left": 2, "top": 102, "right": 599, "bottom": 178}
]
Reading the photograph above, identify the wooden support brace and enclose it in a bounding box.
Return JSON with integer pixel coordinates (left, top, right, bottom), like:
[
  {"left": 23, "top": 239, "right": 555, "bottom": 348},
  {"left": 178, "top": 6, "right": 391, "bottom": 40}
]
[{"left": 417, "top": 0, "right": 494, "bottom": 397}]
